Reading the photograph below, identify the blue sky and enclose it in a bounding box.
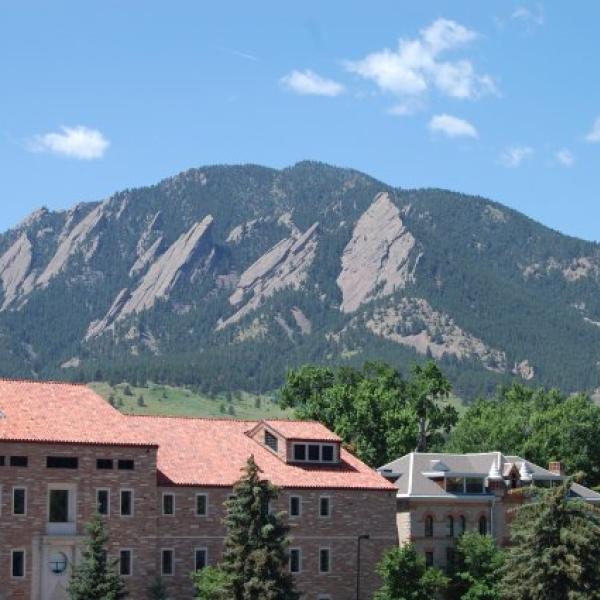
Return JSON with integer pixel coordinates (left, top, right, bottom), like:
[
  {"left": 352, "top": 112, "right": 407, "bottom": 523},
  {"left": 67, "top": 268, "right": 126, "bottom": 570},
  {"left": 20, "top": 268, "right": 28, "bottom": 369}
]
[{"left": 1, "top": 1, "right": 600, "bottom": 240}]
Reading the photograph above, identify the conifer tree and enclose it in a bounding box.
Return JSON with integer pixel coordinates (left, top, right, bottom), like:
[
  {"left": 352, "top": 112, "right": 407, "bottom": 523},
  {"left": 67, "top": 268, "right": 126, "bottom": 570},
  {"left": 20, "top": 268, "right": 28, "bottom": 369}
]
[
  {"left": 221, "top": 455, "right": 299, "bottom": 600},
  {"left": 499, "top": 481, "right": 600, "bottom": 600},
  {"left": 68, "top": 514, "right": 127, "bottom": 600}
]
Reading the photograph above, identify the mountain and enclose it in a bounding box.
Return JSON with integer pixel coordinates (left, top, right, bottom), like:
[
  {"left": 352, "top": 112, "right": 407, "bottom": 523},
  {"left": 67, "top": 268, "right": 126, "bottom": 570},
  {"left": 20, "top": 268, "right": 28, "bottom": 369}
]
[{"left": 1, "top": 161, "right": 600, "bottom": 399}]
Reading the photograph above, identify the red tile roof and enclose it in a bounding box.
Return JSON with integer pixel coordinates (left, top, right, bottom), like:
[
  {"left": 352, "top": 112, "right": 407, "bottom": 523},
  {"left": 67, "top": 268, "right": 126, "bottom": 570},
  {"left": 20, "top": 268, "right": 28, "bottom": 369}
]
[
  {"left": 0, "top": 380, "right": 394, "bottom": 491},
  {"left": 0, "top": 380, "right": 154, "bottom": 447}
]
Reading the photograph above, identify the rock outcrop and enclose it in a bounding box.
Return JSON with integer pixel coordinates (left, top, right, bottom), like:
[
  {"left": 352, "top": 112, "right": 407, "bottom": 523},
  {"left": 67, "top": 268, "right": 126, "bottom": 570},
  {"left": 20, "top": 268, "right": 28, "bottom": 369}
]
[
  {"left": 218, "top": 222, "right": 318, "bottom": 328},
  {"left": 0, "top": 233, "right": 34, "bottom": 310},
  {"left": 337, "top": 192, "right": 420, "bottom": 313}
]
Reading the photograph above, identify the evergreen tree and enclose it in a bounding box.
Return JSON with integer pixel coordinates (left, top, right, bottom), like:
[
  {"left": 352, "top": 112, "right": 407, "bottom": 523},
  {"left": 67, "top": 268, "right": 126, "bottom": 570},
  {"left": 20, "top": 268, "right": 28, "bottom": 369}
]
[
  {"left": 147, "top": 575, "right": 168, "bottom": 600},
  {"left": 221, "top": 456, "right": 299, "bottom": 600},
  {"left": 375, "top": 543, "right": 448, "bottom": 600},
  {"left": 499, "top": 482, "right": 600, "bottom": 599},
  {"left": 67, "top": 514, "right": 127, "bottom": 600}
]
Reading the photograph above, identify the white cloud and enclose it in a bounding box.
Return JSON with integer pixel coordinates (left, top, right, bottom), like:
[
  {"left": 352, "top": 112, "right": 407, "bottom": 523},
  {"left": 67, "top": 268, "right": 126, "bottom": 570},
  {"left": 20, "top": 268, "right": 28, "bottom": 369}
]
[
  {"left": 511, "top": 4, "right": 545, "bottom": 27},
  {"left": 556, "top": 148, "right": 575, "bottom": 167},
  {"left": 280, "top": 69, "right": 345, "bottom": 97},
  {"left": 499, "top": 145, "right": 534, "bottom": 168},
  {"left": 345, "top": 18, "right": 496, "bottom": 102},
  {"left": 428, "top": 114, "right": 478, "bottom": 138},
  {"left": 29, "top": 126, "right": 109, "bottom": 160},
  {"left": 585, "top": 117, "right": 600, "bottom": 143},
  {"left": 387, "top": 98, "right": 424, "bottom": 116}
]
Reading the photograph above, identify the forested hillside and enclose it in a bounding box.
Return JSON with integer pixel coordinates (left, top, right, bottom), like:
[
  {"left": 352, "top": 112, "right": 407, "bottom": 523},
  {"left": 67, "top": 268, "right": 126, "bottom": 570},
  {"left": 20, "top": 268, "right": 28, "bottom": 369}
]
[{"left": 1, "top": 161, "right": 600, "bottom": 399}]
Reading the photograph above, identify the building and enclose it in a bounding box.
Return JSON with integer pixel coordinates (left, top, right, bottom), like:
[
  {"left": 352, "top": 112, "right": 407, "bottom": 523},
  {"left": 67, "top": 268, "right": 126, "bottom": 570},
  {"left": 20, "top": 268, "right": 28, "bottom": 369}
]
[
  {"left": 0, "top": 380, "right": 397, "bottom": 600},
  {"left": 377, "top": 452, "right": 600, "bottom": 571}
]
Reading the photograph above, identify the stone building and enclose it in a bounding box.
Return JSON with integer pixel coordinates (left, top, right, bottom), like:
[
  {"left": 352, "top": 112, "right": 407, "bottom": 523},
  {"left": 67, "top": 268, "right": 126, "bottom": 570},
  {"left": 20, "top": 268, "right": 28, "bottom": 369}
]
[
  {"left": 0, "top": 380, "right": 397, "bottom": 600},
  {"left": 377, "top": 452, "right": 600, "bottom": 571}
]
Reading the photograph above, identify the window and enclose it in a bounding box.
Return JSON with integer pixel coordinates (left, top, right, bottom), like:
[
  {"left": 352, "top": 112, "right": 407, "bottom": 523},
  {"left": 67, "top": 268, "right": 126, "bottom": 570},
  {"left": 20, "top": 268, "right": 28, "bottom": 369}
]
[
  {"left": 195, "top": 548, "right": 207, "bottom": 571},
  {"left": 289, "top": 548, "right": 301, "bottom": 573},
  {"left": 161, "top": 549, "right": 174, "bottom": 576},
  {"left": 11, "top": 550, "right": 25, "bottom": 578},
  {"left": 425, "top": 515, "right": 434, "bottom": 537},
  {"left": 478, "top": 515, "right": 487, "bottom": 535},
  {"left": 466, "top": 478, "right": 485, "bottom": 494},
  {"left": 319, "top": 548, "right": 331, "bottom": 574},
  {"left": 264, "top": 431, "right": 278, "bottom": 452},
  {"left": 460, "top": 515, "right": 466, "bottom": 535},
  {"left": 195, "top": 493, "right": 208, "bottom": 516},
  {"left": 96, "top": 459, "right": 113, "bottom": 470},
  {"left": 308, "top": 444, "right": 320, "bottom": 461},
  {"left": 293, "top": 444, "right": 306, "bottom": 461},
  {"left": 289, "top": 495, "right": 301, "bottom": 517},
  {"left": 447, "top": 515, "right": 454, "bottom": 537},
  {"left": 425, "top": 551, "right": 434, "bottom": 567},
  {"left": 120, "top": 490, "right": 133, "bottom": 516},
  {"left": 49, "top": 489, "right": 69, "bottom": 523},
  {"left": 446, "top": 547, "right": 456, "bottom": 575},
  {"left": 321, "top": 445, "right": 334, "bottom": 462},
  {"left": 119, "top": 550, "right": 132, "bottom": 576},
  {"left": 118, "top": 459, "right": 134, "bottom": 470},
  {"left": 446, "top": 477, "right": 464, "bottom": 494},
  {"left": 13, "top": 487, "right": 26, "bottom": 515},
  {"left": 319, "top": 496, "right": 331, "bottom": 518},
  {"left": 292, "top": 443, "right": 337, "bottom": 463},
  {"left": 46, "top": 456, "right": 78, "bottom": 469},
  {"left": 97, "top": 489, "right": 110, "bottom": 516},
  {"left": 0, "top": 456, "right": 5, "bottom": 466},
  {"left": 10, "top": 456, "right": 28, "bottom": 467},
  {"left": 163, "top": 493, "right": 175, "bottom": 516}
]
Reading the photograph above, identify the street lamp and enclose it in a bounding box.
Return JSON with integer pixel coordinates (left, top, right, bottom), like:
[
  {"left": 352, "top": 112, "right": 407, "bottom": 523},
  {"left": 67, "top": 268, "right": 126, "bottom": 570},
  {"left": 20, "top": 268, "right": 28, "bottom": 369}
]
[{"left": 356, "top": 533, "right": 370, "bottom": 600}]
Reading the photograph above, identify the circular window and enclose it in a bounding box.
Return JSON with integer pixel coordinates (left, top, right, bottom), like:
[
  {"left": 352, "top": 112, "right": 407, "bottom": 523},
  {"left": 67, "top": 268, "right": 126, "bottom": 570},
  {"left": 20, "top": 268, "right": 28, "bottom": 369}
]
[{"left": 49, "top": 552, "right": 68, "bottom": 574}]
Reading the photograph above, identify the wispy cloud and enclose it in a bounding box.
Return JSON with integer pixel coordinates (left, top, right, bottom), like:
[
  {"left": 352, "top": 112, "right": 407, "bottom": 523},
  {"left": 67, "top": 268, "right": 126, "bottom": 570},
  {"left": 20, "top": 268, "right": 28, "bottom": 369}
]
[
  {"left": 511, "top": 4, "right": 545, "bottom": 28},
  {"left": 344, "top": 18, "right": 496, "bottom": 107},
  {"left": 29, "top": 126, "right": 109, "bottom": 160},
  {"left": 556, "top": 148, "right": 575, "bottom": 167},
  {"left": 280, "top": 69, "right": 345, "bottom": 97},
  {"left": 585, "top": 117, "right": 600, "bottom": 143},
  {"left": 428, "top": 114, "right": 478, "bottom": 138},
  {"left": 387, "top": 98, "right": 424, "bottom": 117},
  {"left": 219, "top": 46, "right": 259, "bottom": 62},
  {"left": 499, "top": 145, "right": 534, "bottom": 168}
]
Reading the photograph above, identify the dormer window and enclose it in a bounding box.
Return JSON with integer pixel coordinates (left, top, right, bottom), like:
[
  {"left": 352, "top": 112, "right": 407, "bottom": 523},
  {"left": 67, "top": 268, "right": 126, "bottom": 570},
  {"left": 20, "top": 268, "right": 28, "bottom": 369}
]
[
  {"left": 264, "top": 431, "right": 278, "bottom": 452},
  {"left": 292, "top": 443, "right": 336, "bottom": 464}
]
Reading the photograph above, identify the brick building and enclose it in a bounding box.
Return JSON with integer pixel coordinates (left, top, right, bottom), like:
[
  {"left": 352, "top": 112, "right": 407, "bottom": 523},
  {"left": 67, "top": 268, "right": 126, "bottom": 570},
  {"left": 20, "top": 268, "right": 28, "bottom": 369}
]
[
  {"left": 0, "top": 380, "right": 397, "bottom": 600},
  {"left": 377, "top": 452, "right": 600, "bottom": 571}
]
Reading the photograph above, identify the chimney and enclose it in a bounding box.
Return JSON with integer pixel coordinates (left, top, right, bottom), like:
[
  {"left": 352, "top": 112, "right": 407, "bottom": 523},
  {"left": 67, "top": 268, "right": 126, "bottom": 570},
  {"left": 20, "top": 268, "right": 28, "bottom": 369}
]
[{"left": 548, "top": 461, "right": 564, "bottom": 476}]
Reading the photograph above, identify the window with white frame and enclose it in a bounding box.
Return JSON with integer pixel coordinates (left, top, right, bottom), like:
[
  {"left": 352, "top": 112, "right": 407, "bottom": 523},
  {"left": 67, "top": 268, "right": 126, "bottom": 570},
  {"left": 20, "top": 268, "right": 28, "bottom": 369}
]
[
  {"left": 97, "top": 489, "right": 110, "bottom": 516},
  {"left": 292, "top": 443, "right": 336, "bottom": 463},
  {"left": 12, "top": 487, "right": 26, "bottom": 515},
  {"left": 195, "top": 548, "right": 207, "bottom": 571},
  {"left": 161, "top": 549, "right": 174, "bottom": 576},
  {"left": 11, "top": 550, "right": 25, "bottom": 578},
  {"left": 119, "top": 550, "right": 132, "bottom": 576},
  {"left": 289, "top": 495, "right": 301, "bottom": 517},
  {"left": 319, "top": 496, "right": 331, "bottom": 518},
  {"left": 162, "top": 492, "right": 175, "bottom": 516},
  {"left": 289, "top": 548, "right": 301, "bottom": 573},
  {"left": 120, "top": 489, "right": 133, "bottom": 517},
  {"left": 196, "top": 493, "right": 208, "bottom": 516},
  {"left": 319, "top": 548, "right": 331, "bottom": 574}
]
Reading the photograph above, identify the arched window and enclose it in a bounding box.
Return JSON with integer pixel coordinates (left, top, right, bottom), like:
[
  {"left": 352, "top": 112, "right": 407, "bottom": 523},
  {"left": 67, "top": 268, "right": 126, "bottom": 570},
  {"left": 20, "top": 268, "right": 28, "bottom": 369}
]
[
  {"left": 425, "top": 515, "right": 434, "bottom": 537},
  {"left": 478, "top": 515, "right": 487, "bottom": 535},
  {"left": 447, "top": 515, "right": 454, "bottom": 537},
  {"left": 460, "top": 515, "right": 466, "bottom": 535}
]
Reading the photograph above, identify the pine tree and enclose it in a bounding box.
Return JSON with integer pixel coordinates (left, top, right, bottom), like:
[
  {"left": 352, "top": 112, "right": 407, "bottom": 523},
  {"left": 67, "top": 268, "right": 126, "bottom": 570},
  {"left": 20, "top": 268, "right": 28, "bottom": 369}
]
[
  {"left": 499, "top": 481, "right": 600, "bottom": 600},
  {"left": 147, "top": 575, "right": 168, "bottom": 600},
  {"left": 221, "top": 456, "right": 299, "bottom": 600},
  {"left": 67, "top": 514, "right": 127, "bottom": 600}
]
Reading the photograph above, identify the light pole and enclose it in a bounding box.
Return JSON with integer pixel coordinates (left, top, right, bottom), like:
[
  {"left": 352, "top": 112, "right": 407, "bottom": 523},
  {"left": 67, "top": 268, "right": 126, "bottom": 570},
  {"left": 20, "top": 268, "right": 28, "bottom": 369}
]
[{"left": 356, "top": 533, "right": 370, "bottom": 600}]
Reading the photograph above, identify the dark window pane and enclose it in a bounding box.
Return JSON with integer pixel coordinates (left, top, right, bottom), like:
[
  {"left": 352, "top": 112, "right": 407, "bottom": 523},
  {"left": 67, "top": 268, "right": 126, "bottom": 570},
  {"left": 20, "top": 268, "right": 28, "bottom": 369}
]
[
  {"left": 12, "top": 551, "right": 24, "bottom": 577},
  {"left": 163, "top": 494, "right": 174, "bottom": 515},
  {"left": 446, "top": 477, "right": 464, "bottom": 494},
  {"left": 425, "top": 516, "right": 434, "bottom": 537},
  {"left": 290, "top": 496, "right": 300, "bottom": 517},
  {"left": 264, "top": 431, "right": 278, "bottom": 452},
  {"left": 10, "top": 456, "right": 28, "bottom": 467},
  {"left": 308, "top": 445, "right": 320, "bottom": 461},
  {"left": 322, "top": 445, "right": 334, "bottom": 462},
  {"left": 49, "top": 490, "right": 69, "bottom": 522},
  {"left": 97, "top": 490, "right": 109, "bottom": 515},
  {"left": 196, "top": 495, "right": 207, "bottom": 516},
  {"left": 479, "top": 516, "right": 487, "bottom": 535},
  {"left": 119, "top": 551, "right": 131, "bottom": 576},
  {"left": 195, "top": 549, "right": 207, "bottom": 571},
  {"left": 293, "top": 445, "right": 306, "bottom": 461},
  {"left": 118, "top": 459, "right": 134, "bottom": 470},
  {"left": 425, "top": 551, "right": 434, "bottom": 567},
  {"left": 0, "top": 456, "right": 5, "bottom": 466},
  {"left": 290, "top": 549, "right": 300, "bottom": 573},
  {"left": 319, "top": 497, "right": 330, "bottom": 517},
  {"left": 466, "top": 478, "right": 484, "bottom": 494},
  {"left": 162, "top": 550, "right": 173, "bottom": 575},
  {"left": 319, "top": 549, "right": 330, "bottom": 573},
  {"left": 120, "top": 491, "right": 132, "bottom": 516},
  {"left": 96, "top": 459, "right": 113, "bottom": 470},
  {"left": 13, "top": 489, "right": 26, "bottom": 515},
  {"left": 47, "top": 456, "right": 78, "bottom": 469}
]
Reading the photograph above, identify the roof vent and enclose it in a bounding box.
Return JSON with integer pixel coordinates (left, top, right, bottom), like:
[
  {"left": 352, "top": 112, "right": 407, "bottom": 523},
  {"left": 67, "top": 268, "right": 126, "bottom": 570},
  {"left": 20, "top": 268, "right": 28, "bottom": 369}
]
[{"left": 430, "top": 459, "right": 450, "bottom": 472}]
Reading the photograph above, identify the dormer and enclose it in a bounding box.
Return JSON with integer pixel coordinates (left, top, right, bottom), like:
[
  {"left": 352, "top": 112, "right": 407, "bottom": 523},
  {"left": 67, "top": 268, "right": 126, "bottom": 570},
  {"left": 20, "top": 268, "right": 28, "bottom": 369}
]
[{"left": 246, "top": 420, "right": 342, "bottom": 465}]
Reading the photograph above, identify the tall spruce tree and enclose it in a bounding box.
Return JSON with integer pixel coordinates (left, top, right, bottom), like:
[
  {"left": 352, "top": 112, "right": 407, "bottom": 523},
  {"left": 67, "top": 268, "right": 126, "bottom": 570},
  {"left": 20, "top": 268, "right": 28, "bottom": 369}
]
[
  {"left": 499, "top": 481, "right": 600, "bottom": 600},
  {"left": 68, "top": 514, "right": 127, "bottom": 600},
  {"left": 221, "top": 455, "right": 299, "bottom": 600}
]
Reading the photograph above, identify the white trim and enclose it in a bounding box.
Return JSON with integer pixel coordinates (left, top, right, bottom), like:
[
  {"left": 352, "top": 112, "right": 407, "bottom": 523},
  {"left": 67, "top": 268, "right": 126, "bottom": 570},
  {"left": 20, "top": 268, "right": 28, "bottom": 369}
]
[
  {"left": 11, "top": 548, "right": 26, "bottom": 578},
  {"left": 119, "top": 548, "right": 133, "bottom": 577},
  {"left": 161, "top": 548, "right": 175, "bottom": 576},
  {"left": 119, "top": 488, "right": 134, "bottom": 517},
  {"left": 289, "top": 547, "right": 302, "bottom": 573},
  {"left": 318, "top": 546, "right": 331, "bottom": 574},
  {"left": 408, "top": 452, "right": 414, "bottom": 495},
  {"left": 96, "top": 488, "right": 110, "bottom": 516},
  {"left": 318, "top": 495, "right": 332, "bottom": 518},
  {"left": 162, "top": 492, "right": 176, "bottom": 516},
  {"left": 12, "top": 486, "right": 26, "bottom": 516},
  {"left": 194, "top": 547, "right": 208, "bottom": 571},
  {"left": 195, "top": 493, "right": 208, "bottom": 517},
  {"left": 291, "top": 442, "right": 337, "bottom": 464}
]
